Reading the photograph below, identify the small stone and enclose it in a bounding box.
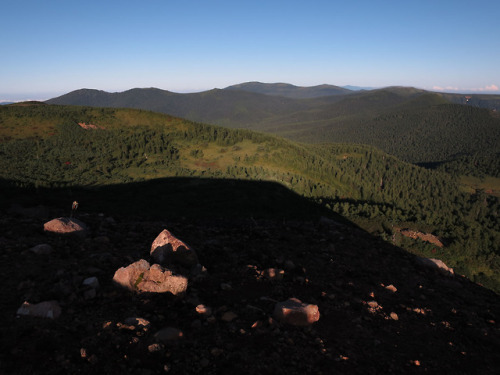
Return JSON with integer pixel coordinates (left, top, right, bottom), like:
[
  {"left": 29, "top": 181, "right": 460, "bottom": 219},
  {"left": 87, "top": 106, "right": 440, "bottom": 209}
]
[
  {"left": 154, "top": 327, "right": 183, "bottom": 343},
  {"left": 273, "top": 298, "right": 320, "bottom": 326},
  {"left": 263, "top": 268, "right": 284, "bottom": 280},
  {"left": 221, "top": 311, "right": 238, "bottom": 322},
  {"left": 195, "top": 304, "right": 212, "bottom": 316},
  {"left": 148, "top": 343, "right": 164, "bottom": 353},
  {"left": 390, "top": 312, "right": 399, "bottom": 321},
  {"left": 83, "top": 277, "right": 99, "bottom": 289},
  {"left": 367, "top": 301, "right": 379, "bottom": 308},
  {"left": 385, "top": 284, "right": 397, "bottom": 293},
  {"left": 29, "top": 244, "right": 53, "bottom": 255},
  {"left": 220, "top": 283, "right": 232, "bottom": 291},
  {"left": 80, "top": 348, "right": 87, "bottom": 358}
]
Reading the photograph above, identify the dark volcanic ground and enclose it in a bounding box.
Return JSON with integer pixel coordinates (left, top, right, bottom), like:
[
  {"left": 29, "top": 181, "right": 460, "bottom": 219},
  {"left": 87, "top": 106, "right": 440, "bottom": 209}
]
[{"left": 0, "top": 206, "right": 499, "bottom": 374}]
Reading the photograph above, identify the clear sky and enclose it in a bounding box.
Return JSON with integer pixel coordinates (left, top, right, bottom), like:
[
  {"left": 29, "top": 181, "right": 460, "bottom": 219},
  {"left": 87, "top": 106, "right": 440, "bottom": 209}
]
[{"left": 1, "top": 0, "right": 499, "bottom": 101}]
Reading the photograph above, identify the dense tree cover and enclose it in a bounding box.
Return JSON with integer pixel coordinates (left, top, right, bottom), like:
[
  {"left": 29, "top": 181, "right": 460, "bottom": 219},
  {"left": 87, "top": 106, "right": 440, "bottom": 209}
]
[
  {"left": 45, "top": 88, "right": 500, "bottom": 178},
  {"left": 0, "top": 105, "right": 499, "bottom": 292}
]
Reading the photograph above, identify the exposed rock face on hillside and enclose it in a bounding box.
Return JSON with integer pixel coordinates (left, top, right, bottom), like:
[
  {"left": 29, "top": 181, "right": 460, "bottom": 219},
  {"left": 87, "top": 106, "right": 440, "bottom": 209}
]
[
  {"left": 1, "top": 207, "right": 499, "bottom": 374},
  {"left": 395, "top": 227, "right": 444, "bottom": 248}
]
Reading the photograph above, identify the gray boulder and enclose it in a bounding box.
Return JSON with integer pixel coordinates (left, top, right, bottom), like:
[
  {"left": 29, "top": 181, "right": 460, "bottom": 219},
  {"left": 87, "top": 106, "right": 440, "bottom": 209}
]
[{"left": 17, "top": 300, "right": 61, "bottom": 319}]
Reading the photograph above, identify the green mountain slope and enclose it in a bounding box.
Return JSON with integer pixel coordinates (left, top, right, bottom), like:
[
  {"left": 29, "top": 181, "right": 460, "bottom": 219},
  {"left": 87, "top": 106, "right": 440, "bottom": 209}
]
[
  {"left": 45, "top": 86, "right": 500, "bottom": 176},
  {"left": 1, "top": 104, "right": 499, "bottom": 292}
]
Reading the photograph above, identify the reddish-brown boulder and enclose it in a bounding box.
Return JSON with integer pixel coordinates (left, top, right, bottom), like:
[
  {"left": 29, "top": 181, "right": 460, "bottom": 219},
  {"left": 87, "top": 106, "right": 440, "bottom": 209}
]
[
  {"left": 113, "top": 259, "right": 188, "bottom": 295},
  {"left": 273, "top": 298, "right": 320, "bottom": 326},
  {"left": 43, "top": 217, "right": 87, "bottom": 235},
  {"left": 150, "top": 229, "right": 198, "bottom": 268}
]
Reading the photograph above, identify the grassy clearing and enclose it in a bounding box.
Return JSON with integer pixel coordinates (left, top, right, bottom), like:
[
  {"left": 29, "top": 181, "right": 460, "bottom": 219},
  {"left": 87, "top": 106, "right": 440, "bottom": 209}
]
[{"left": 460, "top": 175, "right": 500, "bottom": 197}]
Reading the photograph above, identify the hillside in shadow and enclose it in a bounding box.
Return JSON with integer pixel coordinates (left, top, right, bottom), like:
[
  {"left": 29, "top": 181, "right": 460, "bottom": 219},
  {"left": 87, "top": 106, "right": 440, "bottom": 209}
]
[
  {"left": 0, "top": 176, "right": 345, "bottom": 221},
  {"left": 1, "top": 176, "right": 499, "bottom": 374}
]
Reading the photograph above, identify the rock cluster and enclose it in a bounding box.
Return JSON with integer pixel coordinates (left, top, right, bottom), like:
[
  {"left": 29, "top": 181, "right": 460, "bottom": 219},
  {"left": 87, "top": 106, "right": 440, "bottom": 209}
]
[{"left": 3, "top": 208, "right": 499, "bottom": 374}]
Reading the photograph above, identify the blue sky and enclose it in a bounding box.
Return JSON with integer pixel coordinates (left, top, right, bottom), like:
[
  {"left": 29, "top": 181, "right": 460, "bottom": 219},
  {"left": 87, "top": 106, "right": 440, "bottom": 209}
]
[{"left": 1, "top": 0, "right": 499, "bottom": 101}]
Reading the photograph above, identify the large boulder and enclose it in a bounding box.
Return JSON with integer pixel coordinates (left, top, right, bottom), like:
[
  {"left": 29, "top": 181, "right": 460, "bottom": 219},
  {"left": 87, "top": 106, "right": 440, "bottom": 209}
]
[
  {"left": 273, "top": 298, "right": 320, "bottom": 326},
  {"left": 417, "top": 257, "right": 454, "bottom": 276},
  {"left": 150, "top": 229, "right": 198, "bottom": 268},
  {"left": 113, "top": 259, "right": 188, "bottom": 295},
  {"left": 43, "top": 217, "right": 88, "bottom": 236}
]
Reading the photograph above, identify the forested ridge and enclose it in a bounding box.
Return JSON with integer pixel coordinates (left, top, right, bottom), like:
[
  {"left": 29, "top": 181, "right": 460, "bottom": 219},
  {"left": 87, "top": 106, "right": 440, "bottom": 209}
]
[
  {"left": 0, "top": 104, "right": 499, "bottom": 292},
  {"left": 46, "top": 87, "right": 500, "bottom": 178}
]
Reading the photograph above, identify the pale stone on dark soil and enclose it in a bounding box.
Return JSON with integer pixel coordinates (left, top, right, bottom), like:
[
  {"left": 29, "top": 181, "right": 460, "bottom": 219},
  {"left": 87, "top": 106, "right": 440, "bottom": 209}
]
[
  {"left": 150, "top": 229, "right": 198, "bottom": 267},
  {"left": 43, "top": 217, "right": 88, "bottom": 235},
  {"left": 16, "top": 300, "right": 61, "bottom": 319},
  {"left": 273, "top": 298, "right": 320, "bottom": 326}
]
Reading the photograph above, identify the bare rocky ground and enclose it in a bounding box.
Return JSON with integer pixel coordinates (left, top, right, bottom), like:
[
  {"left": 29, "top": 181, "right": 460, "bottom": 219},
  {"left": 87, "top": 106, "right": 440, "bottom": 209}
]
[{"left": 1, "top": 206, "right": 499, "bottom": 374}]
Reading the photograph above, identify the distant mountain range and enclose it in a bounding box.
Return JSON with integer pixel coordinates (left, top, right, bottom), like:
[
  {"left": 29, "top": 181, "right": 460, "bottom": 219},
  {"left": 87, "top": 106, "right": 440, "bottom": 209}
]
[
  {"left": 224, "top": 82, "right": 353, "bottom": 98},
  {"left": 45, "top": 83, "right": 500, "bottom": 171}
]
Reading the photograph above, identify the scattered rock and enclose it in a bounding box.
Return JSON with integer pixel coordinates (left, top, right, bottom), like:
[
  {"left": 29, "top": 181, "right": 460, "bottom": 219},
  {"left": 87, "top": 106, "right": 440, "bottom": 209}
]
[
  {"left": 390, "top": 312, "right": 399, "bottom": 321},
  {"left": 16, "top": 300, "right": 61, "bottom": 319},
  {"left": 43, "top": 217, "right": 88, "bottom": 236},
  {"left": 29, "top": 243, "right": 53, "bottom": 255},
  {"left": 148, "top": 343, "right": 164, "bottom": 353},
  {"left": 273, "top": 298, "right": 320, "bottom": 326},
  {"left": 263, "top": 268, "right": 284, "bottom": 280},
  {"left": 124, "top": 317, "right": 151, "bottom": 329},
  {"left": 113, "top": 260, "right": 188, "bottom": 295},
  {"left": 150, "top": 229, "right": 198, "bottom": 268}
]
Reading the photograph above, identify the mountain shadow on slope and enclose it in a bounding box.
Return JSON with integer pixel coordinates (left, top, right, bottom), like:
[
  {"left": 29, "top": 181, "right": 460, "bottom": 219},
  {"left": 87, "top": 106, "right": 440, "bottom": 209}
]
[
  {"left": 0, "top": 176, "right": 346, "bottom": 222},
  {"left": 1, "top": 176, "right": 499, "bottom": 374}
]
